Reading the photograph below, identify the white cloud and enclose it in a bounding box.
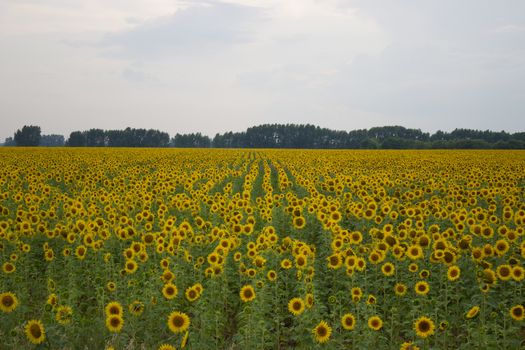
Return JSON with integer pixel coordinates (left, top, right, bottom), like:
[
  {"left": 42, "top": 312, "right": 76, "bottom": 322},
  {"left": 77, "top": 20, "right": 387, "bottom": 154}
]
[
  {"left": 0, "top": 0, "right": 181, "bottom": 34},
  {"left": 1, "top": 0, "right": 524, "bottom": 142}
]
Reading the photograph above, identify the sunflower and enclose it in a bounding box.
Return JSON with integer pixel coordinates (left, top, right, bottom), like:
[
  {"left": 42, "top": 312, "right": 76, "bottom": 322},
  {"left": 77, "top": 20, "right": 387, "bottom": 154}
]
[
  {"left": 167, "top": 311, "right": 190, "bottom": 333},
  {"left": 124, "top": 259, "right": 138, "bottom": 274},
  {"left": 368, "top": 316, "right": 383, "bottom": 331},
  {"left": 129, "top": 300, "right": 144, "bottom": 316},
  {"left": 162, "top": 283, "right": 178, "bottom": 300},
  {"left": 74, "top": 245, "right": 87, "bottom": 260},
  {"left": 394, "top": 283, "right": 407, "bottom": 296},
  {"left": 496, "top": 264, "right": 512, "bottom": 281},
  {"left": 55, "top": 305, "right": 73, "bottom": 325},
  {"left": 414, "top": 316, "right": 435, "bottom": 338},
  {"left": 466, "top": 306, "right": 480, "bottom": 319},
  {"left": 158, "top": 344, "right": 176, "bottom": 350},
  {"left": 351, "top": 287, "right": 363, "bottom": 302},
  {"left": 366, "top": 294, "right": 377, "bottom": 305},
  {"left": 267, "top": 270, "right": 277, "bottom": 281},
  {"left": 380, "top": 262, "right": 394, "bottom": 276},
  {"left": 509, "top": 304, "right": 524, "bottom": 321},
  {"left": 185, "top": 287, "right": 199, "bottom": 302},
  {"left": 447, "top": 265, "right": 460, "bottom": 281},
  {"left": 105, "top": 301, "right": 123, "bottom": 317},
  {"left": 341, "top": 313, "right": 356, "bottom": 330},
  {"left": 419, "top": 269, "right": 430, "bottom": 279},
  {"left": 439, "top": 321, "right": 449, "bottom": 331},
  {"left": 240, "top": 285, "right": 256, "bottom": 302},
  {"left": 295, "top": 254, "right": 308, "bottom": 269},
  {"left": 414, "top": 281, "right": 430, "bottom": 296},
  {"left": 106, "top": 315, "right": 124, "bottom": 333},
  {"left": 288, "top": 297, "right": 305, "bottom": 316},
  {"left": 47, "top": 293, "right": 58, "bottom": 307},
  {"left": 2, "top": 262, "right": 15, "bottom": 274},
  {"left": 25, "top": 319, "right": 46, "bottom": 344},
  {"left": 406, "top": 245, "right": 423, "bottom": 260},
  {"left": 293, "top": 216, "right": 306, "bottom": 229},
  {"left": 511, "top": 265, "right": 524, "bottom": 281},
  {"left": 327, "top": 254, "right": 343, "bottom": 269},
  {"left": 305, "top": 293, "right": 314, "bottom": 308},
  {"left": 281, "top": 259, "right": 292, "bottom": 269},
  {"left": 0, "top": 292, "right": 18, "bottom": 313},
  {"left": 107, "top": 281, "right": 116, "bottom": 292},
  {"left": 312, "top": 320, "right": 332, "bottom": 343},
  {"left": 400, "top": 341, "right": 420, "bottom": 350},
  {"left": 408, "top": 263, "right": 419, "bottom": 273}
]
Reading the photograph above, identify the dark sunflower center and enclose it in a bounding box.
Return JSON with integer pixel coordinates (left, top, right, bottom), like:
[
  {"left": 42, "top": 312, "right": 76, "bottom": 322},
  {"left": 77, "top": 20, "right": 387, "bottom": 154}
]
[
  {"left": 513, "top": 308, "right": 523, "bottom": 317},
  {"left": 345, "top": 318, "right": 353, "bottom": 326},
  {"left": 3, "top": 296, "right": 14, "bottom": 306},
  {"left": 419, "top": 321, "right": 430, "bottom": 332},
  {"left": 293, "top": 302, "right": 302, "bottom": 310},
  {"left": 173, "top": 316, "right": 184, "bottom": 327},
  {"left": 30, "top": 324, "right": 42, "bottom": 338},
  {"left": 110, "top": 317, "right": 120, "bottom": 327},
  {"left": 317, "top": 326, "right": 327, "bottom": 336}
]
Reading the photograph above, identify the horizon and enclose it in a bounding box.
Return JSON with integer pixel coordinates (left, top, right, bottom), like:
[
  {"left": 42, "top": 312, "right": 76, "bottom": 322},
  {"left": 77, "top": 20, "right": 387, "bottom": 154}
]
[
  {"left": 1, "top": 1, "right": 525, "bottom": 140},
  {"left": 3, "top": 122, "right": 524, "bottom": 142}
]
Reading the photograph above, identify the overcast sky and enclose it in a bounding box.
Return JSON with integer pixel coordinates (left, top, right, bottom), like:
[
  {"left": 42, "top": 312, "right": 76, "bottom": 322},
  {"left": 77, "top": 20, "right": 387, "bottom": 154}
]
[{"left": 1, "top": 0, "right": 524, "bottom": 140}]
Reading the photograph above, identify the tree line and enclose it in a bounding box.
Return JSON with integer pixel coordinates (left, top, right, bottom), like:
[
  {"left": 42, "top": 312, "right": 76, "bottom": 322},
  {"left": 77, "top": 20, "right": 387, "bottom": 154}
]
[{"left": 5, "top": 124, "right": 525, "bottom": 149}]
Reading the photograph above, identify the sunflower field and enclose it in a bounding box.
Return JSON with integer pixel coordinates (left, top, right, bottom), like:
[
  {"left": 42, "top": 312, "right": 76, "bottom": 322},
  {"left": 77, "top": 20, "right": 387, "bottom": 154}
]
[{"left": 1, "top": 148, "right": 524, "bottom": 349}]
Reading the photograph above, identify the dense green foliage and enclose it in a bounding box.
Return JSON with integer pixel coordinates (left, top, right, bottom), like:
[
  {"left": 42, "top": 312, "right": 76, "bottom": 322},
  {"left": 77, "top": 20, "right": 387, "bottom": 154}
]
[
  {"left": 13, "top": 125, "right": 41, "bottom": 146},
  {"left": 65, "top": 128, "right": 170, "bottom": 147},
  {"left": 5, "top": 124, "right": 525, "bottom": 148}
]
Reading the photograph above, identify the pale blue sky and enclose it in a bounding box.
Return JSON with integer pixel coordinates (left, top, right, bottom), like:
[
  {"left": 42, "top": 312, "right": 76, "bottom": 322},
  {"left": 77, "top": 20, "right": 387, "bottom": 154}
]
[{"left": 1, "top": 0, "right": 524, "bottom": 140}]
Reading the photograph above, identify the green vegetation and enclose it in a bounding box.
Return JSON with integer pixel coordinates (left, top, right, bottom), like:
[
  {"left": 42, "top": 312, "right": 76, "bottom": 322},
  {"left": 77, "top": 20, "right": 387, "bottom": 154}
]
[{"left": 4, "top": 124, "right": 525, "bottom": 149}]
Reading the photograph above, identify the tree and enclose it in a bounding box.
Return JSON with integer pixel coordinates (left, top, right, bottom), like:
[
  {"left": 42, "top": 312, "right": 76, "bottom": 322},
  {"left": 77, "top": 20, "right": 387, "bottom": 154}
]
[
  {"left": 40, "top": 134, "right": 65, "bottom": 147},
  {"left": 3, "top": 137, "right": 15, "bottom": 146},
  {"left": 14, "top": 125, "right": 41, "bottom": 146},
  {"left": 66, "top": 131, "right": 86, "bottom": 147}
]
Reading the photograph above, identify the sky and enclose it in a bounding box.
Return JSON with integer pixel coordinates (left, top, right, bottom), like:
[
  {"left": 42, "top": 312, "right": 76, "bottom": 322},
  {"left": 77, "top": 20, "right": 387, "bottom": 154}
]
[{"left": 1, "top": 0, "right": 524, "bottom": 141}]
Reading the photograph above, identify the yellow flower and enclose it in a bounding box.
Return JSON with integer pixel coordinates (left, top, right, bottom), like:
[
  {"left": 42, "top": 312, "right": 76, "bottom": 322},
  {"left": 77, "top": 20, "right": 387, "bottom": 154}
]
[
  {"left": 106, "top": 315, "right": 124, "bottom": 333},
  {"left": 55, "top": 305, "right": 73, "bottom": 325},
  {"left": 158, "top": 344, "right": 176, "bottom": 350},
  {"left": 287, "top": 297, "right": 305, "bottom": 316},
  {"left": 447, "top": 265, "right": 460, "bottom": 281},
  {"left": 0, "top": 292, "right": 18, "bottom": 313},
  {"left": 341, "top": 313, "right": 356, "bottom": 330},
  {"left": 466, "top": 306, "right": 480, "bottom": 319},
  {"left": 368, "top": 316, "right": 383, "bottom": 331},
  {"left": 105, "top": 301, "right": 123, "bottom": 317},
  {"left": 312, "top": 320, "right": 332, "bottom": 343},
  {"left": 509, "top": 304, "right": 524, "bottom": 321},
  {"left": 414, "top": 281, "right": 430, "bottom": 296},
  {"left": 25, "top": 319, "right": 46, "bottom": 344},
  {"left": 414, "top": 316, "right": 435, "bottom": 338},
  {"left": 167, "top": 311, "right": 190, "bottom": 333},
  {"left": 381, "top": 262, "right": 395, "bottom": 276},
  {"left": 239, "top": 285, "right": 256, "bottom": 302},
  {"left": 162, "top": 283, "right": 178, "bottom": 300}
]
